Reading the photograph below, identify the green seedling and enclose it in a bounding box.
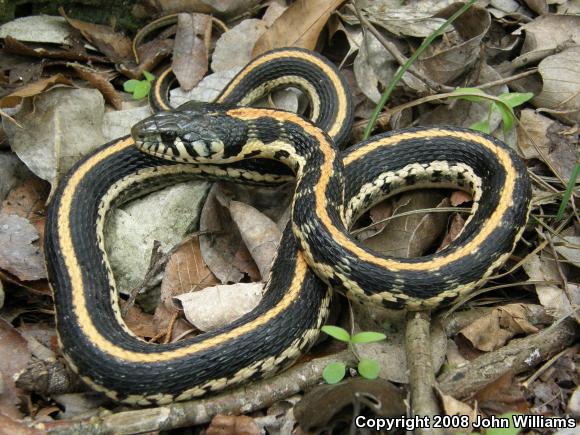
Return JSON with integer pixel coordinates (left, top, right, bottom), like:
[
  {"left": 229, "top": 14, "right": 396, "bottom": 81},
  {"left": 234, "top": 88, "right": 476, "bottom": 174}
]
[
  {"left": 124, "top": 71, "right": 156, "bottom": 100},
  {"left": 321, "top": 325, "right": 386, "bottom": 384},
  {"left": 450, "top": 88, "right": 533, "bottom": 133}
]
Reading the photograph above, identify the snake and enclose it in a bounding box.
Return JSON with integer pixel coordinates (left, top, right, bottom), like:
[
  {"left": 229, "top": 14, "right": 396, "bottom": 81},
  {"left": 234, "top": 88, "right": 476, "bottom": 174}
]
[{"left": 45, "top": 47, "right": 532, "bottom": 405}]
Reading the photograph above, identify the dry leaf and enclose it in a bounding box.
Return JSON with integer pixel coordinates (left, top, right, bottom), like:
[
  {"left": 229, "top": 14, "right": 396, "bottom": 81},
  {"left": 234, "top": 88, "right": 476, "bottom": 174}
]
[
  {"left": 2, "top": 35, "right": 107, "bottom": 64},
  {"left": 437, "top": 213, "right": 466, "bottom": 252},
  {"left": 228, "top": 200, "right": 282, "bottom": 279},
  {"left": 160, "top": 236, "right": 220, "bottom": 308},
  {"left": 0, "top": 413, "right": 41, "bottom": 435},
  {"left": 0, "top": 318, "right": 32, "bottom": 418},
  {"left": 459, "top": 304, "right": 539, "bottom": 352},
  {"left": 450, "top": 191, "right": 472, "bottom": 206},
  {"left": 522, "top": 254, "right": 574, "bottom": 318},
  {"left": 1, "top": 177, "right": 48, "bottom": 238},
  {"left": 68, "top": 64, "right": 122, "bottom": 110},
  {"left": 252, "top": 0, "right": 344, "bottom": 56},
  {"left": 474, "top": 372, "right": 530, "bottom": 415},
  {"left": 361, "top": 192, "right": 449, "bottom": 258},
  {"left": 206, "top": 415, "right": 260, "bottom": 435},
  {"left": 121, "top": 301, "right": 157, "bottom": 339},
  {"left": 60, "top": 8, "right": 132, "bottom": 63},
  {"left": 212, "top": 19, "right": 268, "bottom": 72},
  {"left": 0, "top": 214, "right": 45, "bottom": 281},
  {"left": 436, "top": 388, "right": 478, "bottom": 432},
  {"left": 174, "top": 282, "right": 263, "bottom": 332},
  {"left": 0, "top": 74, "right": 73, "bottom": 109},
  {"left": 172, "top": 13, "right": 211, "bottom": 91}
]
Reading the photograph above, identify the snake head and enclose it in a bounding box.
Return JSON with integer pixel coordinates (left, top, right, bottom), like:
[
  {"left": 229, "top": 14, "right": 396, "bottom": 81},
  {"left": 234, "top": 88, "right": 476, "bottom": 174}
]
[{"left": 132, "top": 104, "right": 245, "bottom": 163}]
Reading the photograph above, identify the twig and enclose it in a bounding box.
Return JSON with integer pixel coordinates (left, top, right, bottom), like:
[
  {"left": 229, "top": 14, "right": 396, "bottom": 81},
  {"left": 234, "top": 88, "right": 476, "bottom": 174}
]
[
  {"left": 37, "top": 351, "right": 357, "bottom": 434},
  {"left": 405, "top": 311, "right": 444, "bottom": 435},
  {"left": 438, "top": 318, "right": 578, "bottom": 399}
]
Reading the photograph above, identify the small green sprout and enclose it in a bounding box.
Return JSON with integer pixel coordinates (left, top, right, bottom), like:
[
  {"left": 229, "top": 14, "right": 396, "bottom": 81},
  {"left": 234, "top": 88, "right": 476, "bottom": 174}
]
[
  {"left": 450, "top": 88, "right": 533, "bottom": 134},
  {"left": 123, "top": 71, "right": 155, "bottom": 100},
  {"left": 321, "top": 325, "right": 386, "bottom": 384}
]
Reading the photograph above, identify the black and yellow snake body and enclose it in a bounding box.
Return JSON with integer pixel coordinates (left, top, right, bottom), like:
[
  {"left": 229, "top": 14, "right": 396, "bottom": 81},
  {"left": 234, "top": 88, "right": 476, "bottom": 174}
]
[{"left": 45, "top": 48, "right": 532, "bottom": 405}]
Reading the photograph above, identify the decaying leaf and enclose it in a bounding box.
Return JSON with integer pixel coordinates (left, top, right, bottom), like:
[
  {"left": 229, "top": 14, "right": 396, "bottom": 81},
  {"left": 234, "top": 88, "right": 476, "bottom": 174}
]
[
  {"left": 436, "top": 388, "right": 478, "bottom": 431},
  {"left": 160, "top": 236, "right": 220, "bottom": 308},
  {"left": 228, "top": 200, "right": 282, "bottom": 279},
  {"left": 172, "top": 13, "right": 211, "bottom": 91},
  {"left": 206, "top": 414, "right": 260, "bottom": 435},
  {"left": 523, "top": 254, "right": 575, "bottom": 319},
  {"left": 0, "top": 74, "right": 73, "bottom": 109},
  {"left": 68, "top": 63, "right": 122, "bottom": 110},
  {"left": 459, "top": 304, "right": 539, "bottom": 352},
  {"left": 0, "top": 318, "right": 32, "bottom": 418},
  {"left": 212, "top": 19, "right": 268, "bottom": 72},
  {"left": 0, "top": 214, "right": 45, "bottom": 281},
  {"left": 60, "top": 8, "right": 132, "bottom": 63},
  {"left": 534, "top": 45, "right": 580, "bottom": 124},
  {"left": 360, "top": 192, "right": 449, "bottom": 258},
  {"left": 253, "top": 0, "right": 344, "bottom": 56},
  {"left": 175, "top": 282, "right": 263, "bottom": 332},
  {"left": 474, "top": 372, "right": 530, "bottom": 415},
  {"left": 295, "top": 378, "right": 405, "bottom": 432}
]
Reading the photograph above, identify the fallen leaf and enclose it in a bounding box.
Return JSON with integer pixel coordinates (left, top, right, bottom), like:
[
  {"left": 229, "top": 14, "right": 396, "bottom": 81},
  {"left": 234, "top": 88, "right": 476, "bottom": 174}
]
[
  {"left": 0, "top": 318, "right": 32, "bottom": 418},
  {"left": 0, "top": 214, "right": 45, "bottom": 281},
  {"left": 0, "top": 73, "right": 73, "bottom": 109},
  {"left": 68, "top": 63, "right": 122, "bottom": 110},
  {"left": 474, "top": 372, "right": 530, "bottom": 415},
  {"left": 172, "top": 13, "right": 211, "bottom": 91},
  {"left": 0, "top": 413, "right": 41, "bottom": 435},
  {"left": 534, "top": 45, "right": 580, "bottom": 124},
  {"left": 228, "top": 200, "right": 282, "bottom": 279},
  {"left": 60, "top": 8, "right": 132, "bottom": 63},
  {"left": 160, "top": 236, "right": 220, "bottom": 309},
  {"left": 522, "top": 254, "right": 574, "bottom": 319},
  {"left": 361, "top": 192, "right": 449, "bottom": 258},
  {"left": 459, "top": 304, "right": 539, "bottom": 352},
  {"left": 252, "top": 0, "right": 344, "bottom": 56},
  {"left": 121, "top": 301, "right": 157, "bottom": 339},
  {"left": 437, "top": 213, "right": 466, "bottom": 252},
  {"left": 294, "top": 378, "right": 405, "bottom": 432},
  {"left": 174, "top": 282, "right": 263, "bottom": 332},
  {"left": 450, "top": 191, "right": 472, "bottom": 206},
  {"left": 436, "top": 388, "right": 478, "bottom": 432},
  {"left": 212, "top": 19, "right": 268, "bottom": 72},
  {"left": 1, "top": 176, "right": 48, "bottom": 238},
  {"left": 206, "top": 415, "right": 260, "bottom": 435}
]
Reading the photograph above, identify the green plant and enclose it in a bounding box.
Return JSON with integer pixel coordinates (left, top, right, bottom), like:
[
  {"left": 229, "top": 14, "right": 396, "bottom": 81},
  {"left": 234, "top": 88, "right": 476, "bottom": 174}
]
[
  {"left": 450, "top": 88, "right": 533, "bottom": 134},
  {"left": 556, "top": 160, "right": 579, "bottom": 220},
  {"left": 321, "top": 325, "right": 386, "bottom": 384},
  {"left": 123, "top": 71, "right": 155, "bottom": 100}
]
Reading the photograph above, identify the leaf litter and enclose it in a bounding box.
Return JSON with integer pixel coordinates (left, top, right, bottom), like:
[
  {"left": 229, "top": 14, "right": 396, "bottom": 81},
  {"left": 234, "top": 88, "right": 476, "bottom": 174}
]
[{"left": 0, "top": 0, "right": 578, "bottom": 432}]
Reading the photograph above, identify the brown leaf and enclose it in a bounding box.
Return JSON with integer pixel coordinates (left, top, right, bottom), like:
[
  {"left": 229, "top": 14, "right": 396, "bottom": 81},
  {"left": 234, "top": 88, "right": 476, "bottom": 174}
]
[
  {"left": 436, "top": 388, "right": 478, "bottom": 432},
  {"left": 60, "top": 8, "right": 132, "bottom": 63},
  {"left": 175, "top": 282, "right": 263, "bottom": 332},
  {"left": 160, "top": 236, "right": 220, "bottom": 309},
  {"left": 437, "top": 213, "right": 466, "bottom": 252},
  {"left": 450, "top": 191, "right": 472, "bottom": 206},
  {"left": 0, "top": 214, "right": 45, "bottom": 281},
  {"left": 172, "top": 13, "right": 211, "bottom": 91},
  {"left": 206, "top": 415, "right": 260, "bottom": 435},
  {"left": 459, "top": 304, "right": 539, "bottom": 352},
  {"left": 252, "top": 0, "right": 344, "bottom": 56},
  {"left": 474, "top": 373, "right": 530, "bottom": 415},
  {"left": 228, "top": 200, "right": 282, "bottom": 279},
  {"left": 361, "top": 192, "right": 449, "bottom": 258},
  {"left": 118, "top": 39, "right": 174, "bottom": 79},
  {"left": 0, "top": 74, "right": 73, "bottom": 109},
  {"left": 0, "top": 318, "right": 32, "bottom": 418},
  {"left": 121, "top": 301, "right": 157, "bottom": 339},
  {"left": 3, "top": 35, "right": 108, "bottom": 64},
  {"left": 68, "top": 64, "right": 122, "bottom": 110},
  {"left": 1, "top": 177, "right": 48, "bottom": 239}
]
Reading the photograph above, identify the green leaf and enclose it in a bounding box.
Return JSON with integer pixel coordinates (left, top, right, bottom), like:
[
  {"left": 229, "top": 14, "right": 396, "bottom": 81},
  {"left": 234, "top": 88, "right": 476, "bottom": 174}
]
[
  {"left": 498, "top": 92, "right": 533, "bottom": 109},
  {"left": 357, "top": 359, "right": 380, "bottom": 379},
  {"left": 470, "top": 120, "right": 491, "bottom": 134},
  {"left": 132, "top": 80, "right": 151, "bottom": 100},
  {"left": 492, "top": 101, "right": 515, "bottom": 131},
  {"left": 321, "top": 325, "right": 351, "bottom": 342},
  {"left": 123, "top": 79, "right": 140, "bottom": 92},
  {"left": 557, "top": 161, "right": 580, "bottom": 220},
  {"left": 351, "top": 331, "right": 386, "bottom": 344},
  {"left": 450, "top": 87, "right": 490, "bottom": 103},
  {"left": 143, "top": 71, "right": 155, "bottom": 82},
  {"left": 486, "top": 413, "right": 522, "bottom": 435},
  {"left": 322, "top": 362, "right": 346, "bottom": 384}
]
